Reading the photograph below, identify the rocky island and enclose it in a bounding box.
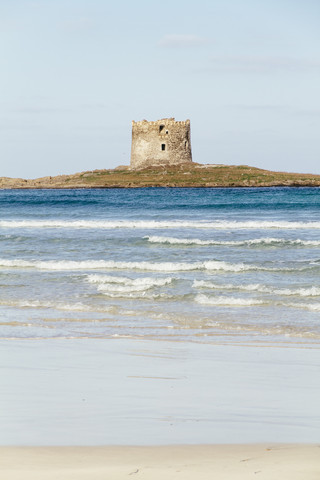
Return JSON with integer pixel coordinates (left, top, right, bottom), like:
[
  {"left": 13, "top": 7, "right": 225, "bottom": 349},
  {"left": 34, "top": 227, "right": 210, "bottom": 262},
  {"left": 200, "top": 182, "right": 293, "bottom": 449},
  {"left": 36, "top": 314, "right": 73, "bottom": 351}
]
[
  {"left": 2, "top": 117, "right": 320, "bottom": 189},
  {"left": 1, "top": 163, "right": 320, "bottom": 189}
]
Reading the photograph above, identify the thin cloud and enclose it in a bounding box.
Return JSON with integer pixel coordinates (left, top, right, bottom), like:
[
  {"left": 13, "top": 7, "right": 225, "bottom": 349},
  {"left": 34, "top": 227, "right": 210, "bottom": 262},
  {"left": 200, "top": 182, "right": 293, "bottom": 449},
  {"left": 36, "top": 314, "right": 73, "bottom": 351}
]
[
  {"left": 158, "top": 34, "right": 207, "bottom": 48},
  {"left": 206, "top": 56, "right": 320, "bottom": 73}
]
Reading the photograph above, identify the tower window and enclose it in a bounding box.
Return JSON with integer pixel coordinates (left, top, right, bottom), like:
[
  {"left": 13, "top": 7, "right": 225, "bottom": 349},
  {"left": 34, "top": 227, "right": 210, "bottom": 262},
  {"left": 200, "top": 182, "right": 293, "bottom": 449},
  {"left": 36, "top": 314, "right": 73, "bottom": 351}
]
[
  {"left": 159, "top": 125, "right": 165, "bottom": 133},
  {"left": 161, "top": 143, "right": 166, "bottom": 151},
  {"left": 166, "top": 130, "right": 168, "bottom": 134}
]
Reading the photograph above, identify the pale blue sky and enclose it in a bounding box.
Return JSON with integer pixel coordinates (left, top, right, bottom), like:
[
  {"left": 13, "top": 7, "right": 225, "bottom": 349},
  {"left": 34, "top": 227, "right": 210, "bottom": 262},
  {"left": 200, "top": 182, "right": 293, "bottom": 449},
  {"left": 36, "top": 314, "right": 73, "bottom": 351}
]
[{"left": 1, "top": 0, "right": 319, "bottom": 178}]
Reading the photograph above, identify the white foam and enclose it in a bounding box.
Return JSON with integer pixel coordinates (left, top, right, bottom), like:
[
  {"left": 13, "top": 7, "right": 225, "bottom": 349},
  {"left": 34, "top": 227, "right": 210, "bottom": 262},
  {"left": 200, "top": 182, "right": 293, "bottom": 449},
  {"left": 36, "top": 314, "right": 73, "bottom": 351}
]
[
  {"left": 284, "top": 302, "right": 320, "bottom": 312},
  {"left": 97, "top": 290, "right": 150, "bottom": 299},
  {"left": 145, "top": 236, "right": 223, "bottom": 245},
  {"left": 204, "top": 260, "right": 254, "bottom": 272},
  {"left": 2, "top": 219, "right": 320, "bottom": 230},
  {"left": 97, "top": 283, "right": 150, "bottom": 293},
  {"left": 0, "top": 257, "right": 312, "bottom": 274},
  {"left": 195, "top": 294, "right": 264, "bottom": 307},
  {"left": 193, "top": 280, "right": 263, "bottom": 291},
  {"left": 146, "top": 236, "right": 320, "bottom": 247},
  {"left": 87, "top": 274, "right": 173, "bottom": 288},
  {"left": 93, "top": 274, "right": 177, "bottom": 297},
  {"left": 97, "top": 290, "right": 179, "bottom": 300},
  {"left": 0, "top": 258, "right": 256, "bottom": 272},
  {"left": 0, "top": 299, "right": 103, "bottom": 312},
  {"left": 0, "top": 259, "right": 34, "bottom": 268},
  {"left": 193, "top": 280, "right": 320, "bottom": 297},
  {"left": 273, "top": 286, "right": 320, "bottom": 297}
]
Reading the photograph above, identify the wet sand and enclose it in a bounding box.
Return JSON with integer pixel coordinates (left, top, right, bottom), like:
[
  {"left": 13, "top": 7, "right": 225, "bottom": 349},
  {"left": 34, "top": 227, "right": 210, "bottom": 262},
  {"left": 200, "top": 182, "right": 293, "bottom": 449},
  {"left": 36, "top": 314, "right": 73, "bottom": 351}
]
[
  {"left": 1, "top": 445, "right": 319, "bottom": 479},
  {"left": 1, "top": 339, "right": 320, "bottom": 445},
  {"left": 1, "top": 340, "right": 319, "bottom": 478}
]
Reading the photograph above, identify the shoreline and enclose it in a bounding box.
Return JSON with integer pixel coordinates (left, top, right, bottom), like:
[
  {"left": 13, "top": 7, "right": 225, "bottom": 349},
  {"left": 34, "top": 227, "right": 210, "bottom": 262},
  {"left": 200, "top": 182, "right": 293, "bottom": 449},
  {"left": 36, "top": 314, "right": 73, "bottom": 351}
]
[
  {"left": 1, "top": 444, "right": 319, "bottom": 479},
  {"left": 2, "top": 184, "right": 320, "bottom": 190}
]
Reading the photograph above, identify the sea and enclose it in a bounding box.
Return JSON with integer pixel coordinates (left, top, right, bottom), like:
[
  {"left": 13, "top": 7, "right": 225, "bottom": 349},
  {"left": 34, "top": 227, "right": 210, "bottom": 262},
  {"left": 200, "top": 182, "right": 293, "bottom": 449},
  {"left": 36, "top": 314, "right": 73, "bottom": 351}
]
[
  {"left": 1, "top": 187, "right": 320, "bottom": 445},
  {"left": 1, "top": 187, "right": 320, "bottom": 346}
]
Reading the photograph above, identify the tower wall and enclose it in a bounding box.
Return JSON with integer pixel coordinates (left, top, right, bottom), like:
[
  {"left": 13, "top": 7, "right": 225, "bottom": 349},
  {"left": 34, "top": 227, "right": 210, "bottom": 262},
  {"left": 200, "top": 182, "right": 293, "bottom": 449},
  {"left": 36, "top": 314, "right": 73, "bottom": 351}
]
[{"left": 130, "top": 118, "right": 192, "bottom": 169}]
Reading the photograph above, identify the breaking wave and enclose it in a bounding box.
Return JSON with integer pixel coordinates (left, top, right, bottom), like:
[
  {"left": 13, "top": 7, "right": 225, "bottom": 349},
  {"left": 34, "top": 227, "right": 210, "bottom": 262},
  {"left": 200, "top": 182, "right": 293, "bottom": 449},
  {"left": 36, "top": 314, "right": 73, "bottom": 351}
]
[
  {"left": 193, "top": 281, "right": 320, "bottom": 297},
  {"left": 283, "top": 302, "right": 320, "bottom": 312},
  {"left": 0, "top": 258, "right": 314, "bottom": 273},
  {"left": 87, "top": 274, "right": 174, "bottom": 292},
  {"left": 195, "top": 294, "right": 264, "bottom": 307},
  {"left": 0, "top": 299, "right": 112, "bottom": 312},
  {"left": 87, "top": 274, "right": 176, "bottom": 298},
  {"left": 145, "top": 236, "right": 320, "bottom": 247},
  {"left": 95, "top": 291, "right": 181, "bottom": 300},
  {"left": 0, "top": 258, "right": 258, "bottom": 272},
  {"left": 2, "top": 219, "right": 320, "bottom": 230}
]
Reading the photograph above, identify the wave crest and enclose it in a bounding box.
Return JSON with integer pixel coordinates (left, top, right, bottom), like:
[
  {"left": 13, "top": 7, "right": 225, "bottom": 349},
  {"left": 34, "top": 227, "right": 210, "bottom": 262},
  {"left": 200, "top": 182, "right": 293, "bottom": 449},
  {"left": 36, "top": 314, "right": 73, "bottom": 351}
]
[
  {"left": 195, "top": 294, "right": 264, "bottom": 307},
  {"left": 2, "top": 219, "right": 320, "bottom": 230},
  {"left": 145, "top": 236, "right": 320, "bottom": 247},
  {"left": 0, "top": 258, "right": 256, "bottom": 272},
  {"left": 193, "top": 281, "right": 320, "bottom": 297},
  {"left": 87, "top": 274, "right": 174, "bottom": 293}
]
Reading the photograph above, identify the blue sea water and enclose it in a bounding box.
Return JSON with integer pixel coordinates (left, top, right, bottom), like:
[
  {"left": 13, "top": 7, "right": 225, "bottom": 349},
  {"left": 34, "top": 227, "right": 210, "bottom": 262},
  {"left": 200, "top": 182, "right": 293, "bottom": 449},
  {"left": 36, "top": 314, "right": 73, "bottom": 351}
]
[
  {"left": 1, "top": 186, "right": 320, "bottom": 446},
  {"left": 1, "top": 187, "right": 320, "bottom": 346}
]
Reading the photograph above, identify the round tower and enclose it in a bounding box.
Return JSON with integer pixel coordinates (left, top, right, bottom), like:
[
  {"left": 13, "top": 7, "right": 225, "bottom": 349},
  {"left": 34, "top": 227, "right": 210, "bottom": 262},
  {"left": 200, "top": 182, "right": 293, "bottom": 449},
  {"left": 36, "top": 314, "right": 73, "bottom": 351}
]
[{"left": 130, "top": 118, "right": 192, "bottom": 169}]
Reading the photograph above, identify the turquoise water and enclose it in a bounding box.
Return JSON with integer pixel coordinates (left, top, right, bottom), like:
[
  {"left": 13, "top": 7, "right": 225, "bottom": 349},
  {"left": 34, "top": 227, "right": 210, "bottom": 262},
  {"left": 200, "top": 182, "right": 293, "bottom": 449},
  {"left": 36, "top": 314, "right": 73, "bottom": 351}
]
[{"left": 1, "top": 187, "right": 320, "bottom": 346}]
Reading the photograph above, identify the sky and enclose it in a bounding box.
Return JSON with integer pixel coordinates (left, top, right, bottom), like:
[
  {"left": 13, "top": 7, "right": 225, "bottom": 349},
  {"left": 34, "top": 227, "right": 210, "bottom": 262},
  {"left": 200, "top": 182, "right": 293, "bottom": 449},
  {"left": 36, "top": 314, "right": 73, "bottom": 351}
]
[{"left": 0, "top": 0, "right": 320, "bottom": 179}]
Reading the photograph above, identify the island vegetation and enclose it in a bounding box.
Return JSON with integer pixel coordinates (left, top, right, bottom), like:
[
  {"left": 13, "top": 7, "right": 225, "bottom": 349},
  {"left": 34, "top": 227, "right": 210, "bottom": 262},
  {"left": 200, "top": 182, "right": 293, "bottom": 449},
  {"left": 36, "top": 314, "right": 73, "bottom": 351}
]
[{"left": 1, "top": 163, "right": 320, "bottom": 189}]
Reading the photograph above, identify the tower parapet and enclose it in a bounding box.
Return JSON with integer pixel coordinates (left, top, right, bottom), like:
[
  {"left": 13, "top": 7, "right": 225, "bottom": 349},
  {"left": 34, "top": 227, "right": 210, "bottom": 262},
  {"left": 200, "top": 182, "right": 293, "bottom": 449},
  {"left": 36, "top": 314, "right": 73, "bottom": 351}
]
[{"left": 130, "top": 118, "right": 192, "bottom": 169}]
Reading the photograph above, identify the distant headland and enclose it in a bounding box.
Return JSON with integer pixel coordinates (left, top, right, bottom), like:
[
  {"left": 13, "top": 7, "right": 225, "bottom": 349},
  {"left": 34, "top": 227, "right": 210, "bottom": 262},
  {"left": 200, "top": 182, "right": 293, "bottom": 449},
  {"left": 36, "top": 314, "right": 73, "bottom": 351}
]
[{"left": 1, "top": 117, "right": 320, "bottom": 188}]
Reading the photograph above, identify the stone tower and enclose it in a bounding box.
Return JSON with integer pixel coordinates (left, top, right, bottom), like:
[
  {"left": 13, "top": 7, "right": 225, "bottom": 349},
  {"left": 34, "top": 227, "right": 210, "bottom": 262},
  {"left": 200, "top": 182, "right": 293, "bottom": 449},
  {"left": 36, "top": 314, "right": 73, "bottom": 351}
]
[{"left": 130, "top": 118, "right": 192, "bottom": 169}]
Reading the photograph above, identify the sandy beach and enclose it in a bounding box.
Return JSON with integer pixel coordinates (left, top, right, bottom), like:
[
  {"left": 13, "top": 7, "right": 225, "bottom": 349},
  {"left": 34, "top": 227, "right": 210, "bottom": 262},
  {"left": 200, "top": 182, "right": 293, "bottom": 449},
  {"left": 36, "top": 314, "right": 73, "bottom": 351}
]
[
  {"left": 1, "top": 444, "right": 319, "bottom": 479},
  {"left": 1, "top": 340, "right": 319, "bottom": 479}
]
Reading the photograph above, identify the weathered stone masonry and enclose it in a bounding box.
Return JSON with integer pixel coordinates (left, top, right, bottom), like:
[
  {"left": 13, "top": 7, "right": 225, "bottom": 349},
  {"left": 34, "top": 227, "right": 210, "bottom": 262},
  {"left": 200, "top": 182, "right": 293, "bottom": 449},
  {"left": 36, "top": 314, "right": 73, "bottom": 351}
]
[{"left": 130, "top": 118, "right": 192, "bottom": 169}]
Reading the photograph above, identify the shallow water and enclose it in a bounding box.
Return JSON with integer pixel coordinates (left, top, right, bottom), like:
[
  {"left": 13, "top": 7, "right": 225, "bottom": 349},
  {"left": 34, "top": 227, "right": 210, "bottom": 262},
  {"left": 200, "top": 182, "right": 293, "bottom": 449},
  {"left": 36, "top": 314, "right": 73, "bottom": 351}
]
[
  {"left": 1, "top": 187, "right": 320, "bottom": 445},
  {"left": 1, "top": 187, "right": 320, "bottom": 346}
]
